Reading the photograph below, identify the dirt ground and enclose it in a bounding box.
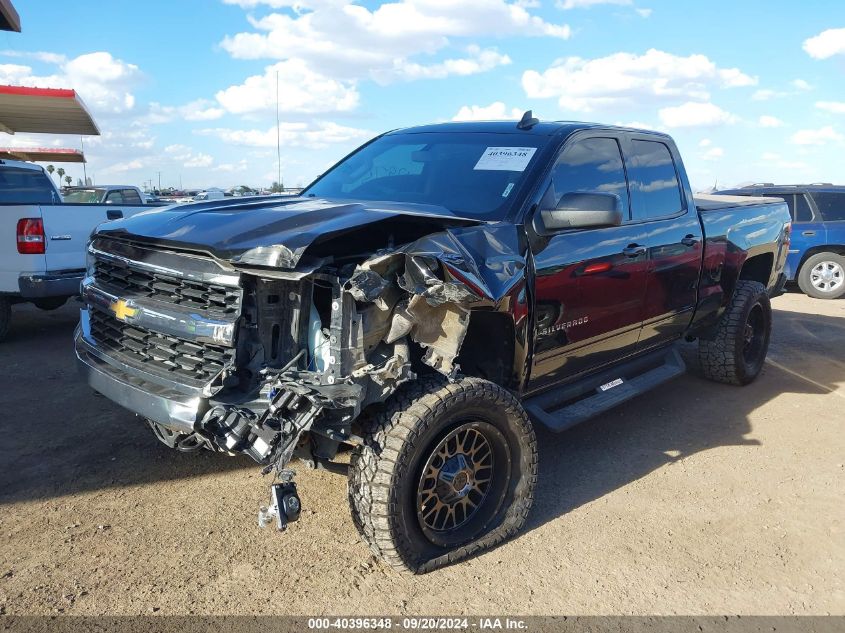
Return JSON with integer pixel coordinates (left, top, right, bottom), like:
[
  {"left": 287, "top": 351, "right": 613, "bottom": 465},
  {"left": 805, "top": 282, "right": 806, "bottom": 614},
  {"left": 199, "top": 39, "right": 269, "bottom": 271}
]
[{"left": 0, "top": 290, "right": 842, "bottom": 616}]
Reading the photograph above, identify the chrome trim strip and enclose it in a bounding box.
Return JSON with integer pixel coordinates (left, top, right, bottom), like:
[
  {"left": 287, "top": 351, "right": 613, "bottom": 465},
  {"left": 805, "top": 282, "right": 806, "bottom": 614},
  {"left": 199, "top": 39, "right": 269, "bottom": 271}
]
[
  {"left": 82, "top": 278, "right": 237, "bottom": 346},
  {"left": 77, "top": 308, "right": 220, "bottom": 398}
]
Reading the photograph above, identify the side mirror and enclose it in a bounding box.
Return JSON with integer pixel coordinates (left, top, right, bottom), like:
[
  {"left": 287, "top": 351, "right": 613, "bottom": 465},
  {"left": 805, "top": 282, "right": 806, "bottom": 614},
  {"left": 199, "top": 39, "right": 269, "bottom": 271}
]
[{"left": 538, "top": 192, "right": 623, "bottom": 233}]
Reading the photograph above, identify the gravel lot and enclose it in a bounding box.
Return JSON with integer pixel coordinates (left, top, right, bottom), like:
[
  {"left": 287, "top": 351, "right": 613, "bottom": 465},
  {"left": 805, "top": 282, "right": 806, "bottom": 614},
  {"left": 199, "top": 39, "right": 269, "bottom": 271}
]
[{"left": 0, "top": 291, "right": 842, "bottom": 616}]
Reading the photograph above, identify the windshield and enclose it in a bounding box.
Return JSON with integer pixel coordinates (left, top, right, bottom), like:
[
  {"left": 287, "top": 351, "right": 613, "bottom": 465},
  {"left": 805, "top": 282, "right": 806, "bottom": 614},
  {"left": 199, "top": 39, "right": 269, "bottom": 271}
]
[
  {"left": 63, "top": 189, "right": 104, "bottom": 203},
  {"left": 303, "top": 132, "right": 548, "bottom": 220}
]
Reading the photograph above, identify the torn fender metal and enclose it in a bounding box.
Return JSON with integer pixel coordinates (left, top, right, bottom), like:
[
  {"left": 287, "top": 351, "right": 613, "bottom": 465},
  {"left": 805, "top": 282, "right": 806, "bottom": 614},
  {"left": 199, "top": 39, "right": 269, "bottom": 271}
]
[
  {"left": 349, "top": 223, "right": 526, "bottom": 308},
  {"left": 347, "top": 224, "right": 527, "bottom": 378}
]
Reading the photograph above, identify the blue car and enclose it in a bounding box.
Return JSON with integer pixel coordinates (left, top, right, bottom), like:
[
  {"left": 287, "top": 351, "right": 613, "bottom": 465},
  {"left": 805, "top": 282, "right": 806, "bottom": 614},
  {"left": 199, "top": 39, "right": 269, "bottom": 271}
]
[{"left": 717, "top": 184, "right": 845, "bottom": 299}]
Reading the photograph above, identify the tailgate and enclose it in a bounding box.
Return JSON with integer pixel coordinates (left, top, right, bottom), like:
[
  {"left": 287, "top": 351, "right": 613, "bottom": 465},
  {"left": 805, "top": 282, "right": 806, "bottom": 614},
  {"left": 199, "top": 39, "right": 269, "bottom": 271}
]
[
  {"left": 0, "top": 204, "right": 47, "bottom": 293},
  {"left": 40, "top": 203, "right": 151, "bottom": 273}
]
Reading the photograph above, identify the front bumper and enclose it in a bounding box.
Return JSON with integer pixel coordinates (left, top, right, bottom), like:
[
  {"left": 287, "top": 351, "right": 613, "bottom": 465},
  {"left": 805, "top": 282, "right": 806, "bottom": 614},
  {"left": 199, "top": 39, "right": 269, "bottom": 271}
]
[
  {"left": 75, "top": 323, "right": 204, "bottom": 434},
  {"left": 19, "top": 271, "right": 84, "bottom": 299}
]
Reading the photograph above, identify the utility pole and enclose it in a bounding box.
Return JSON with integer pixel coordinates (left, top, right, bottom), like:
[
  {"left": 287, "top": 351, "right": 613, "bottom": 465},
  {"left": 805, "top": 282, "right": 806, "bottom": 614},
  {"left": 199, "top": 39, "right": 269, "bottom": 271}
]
[
  {"left": 158, "top": 171, "right": 161, "bottom": 192},
  {"left": 81, "top": 136, "right": 88, "bottom": 185},
  {"left": 276, "top": 70, "right": 282, "bottom": 192}
]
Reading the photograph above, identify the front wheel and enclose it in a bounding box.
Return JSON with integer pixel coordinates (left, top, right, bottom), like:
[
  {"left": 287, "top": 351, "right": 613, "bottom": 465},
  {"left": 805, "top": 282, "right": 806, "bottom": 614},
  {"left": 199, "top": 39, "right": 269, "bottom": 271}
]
[
  {"left": 797, "top": 252, "right": 845, "bottom": 299},
  {"left": 348, "top": 376, "right": 537, "bottom": 574},
  {"left": 699, "top": 280, "right": 772, "bottom": 385}
]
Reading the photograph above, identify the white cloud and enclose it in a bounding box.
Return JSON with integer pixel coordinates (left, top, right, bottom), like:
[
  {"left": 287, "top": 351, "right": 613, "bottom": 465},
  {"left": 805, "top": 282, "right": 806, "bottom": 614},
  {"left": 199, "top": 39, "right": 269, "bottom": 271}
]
[
  {"left": 701, "top": 147, "right": 724, "bottom": 161},
  {"left": 0, "top": 51, "right": 141, "bottom": 115},
  {"left": 215, "top": 59, "right": 359, "bottom": 115},
  {"left": 375, "top": 46, "right": 510, "bottom": 83},
  {"left": 803, "top": 28, "right": 845, "bottom": 60},
  {"left": 658, "top": 102, "right": 738, "bottom": 128},
  {"left": 635, "top": 7, "right": 652, "bottom": 17},
  {"left": 615, "top": 120, "right": 660, "bottom": 130},
  {"left": 816, "top": 101, "right": 845, "bottom": 114},
  {"left": 522, "top": 49, "right": 755, "bottom": 112},
  {"left": 718, "top": 68, "right": 758, "bottom": 88},
  {"left": 184, "top": 153, "right": 215, "bottom": 168},
  {"left": 791, "top": 79, "right": 812, "bottom": 91},
  {"left": 164, "top": 144, "right": 215, "bottom": 169},
  {"left": 144, "top": 99, "right": 226, "bottom": 124},
  {"left": 214, "top": 160, "right": 249, "bottom": 173},
  {"left": 220, "top": 0, "right": 569, "bottom": 83},
  {"left": 0, "top": 50, "right": 67, "bottom": 64},
  {"left": 555, "top": 0, "right": 631, "bottom": 8},
  {"left": 758, "top": 115, "right": 784, "bottom": 128},
  {"left": 752, "top": 89, "right": 779, "bottom": 101},
  {"left": 223, "top": 0, "right": 310, "bottom": 7},
  {"left": 199, "top": 121, "right": 372, "bottom": 149},
  {"left": 182, "top": 100, "right": 226, "bottom": 121},
  {"left": 790, "top": 126, "right": 844, "bottom": 146},
  {"left": 698, "top": 138, "right": 712, "bottom": 147},
  {"left": 452, "top": 101, "right": 524, "bottom": 121}
]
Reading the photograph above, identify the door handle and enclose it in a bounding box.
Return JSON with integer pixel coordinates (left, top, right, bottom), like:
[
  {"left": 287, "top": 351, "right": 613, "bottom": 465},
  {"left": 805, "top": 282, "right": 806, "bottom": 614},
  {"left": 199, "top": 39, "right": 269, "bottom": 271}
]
[
  {"left": 107, "top": 209, "right": 124, "bottom": 220},
  {"left": 622, "top": 244, "right": 646, "bottom": 258},
  {"left": 681, "top": 234, "right": 699, "bottom": 247},
  {"left": 802, "top": 230, "right": 816, "bottom": 237}
]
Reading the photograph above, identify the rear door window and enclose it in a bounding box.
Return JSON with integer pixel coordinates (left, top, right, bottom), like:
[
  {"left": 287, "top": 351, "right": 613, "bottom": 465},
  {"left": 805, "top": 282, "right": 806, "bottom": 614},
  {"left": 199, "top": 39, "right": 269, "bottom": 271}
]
[
  {"left": 122, "top": 189, "right": 143, "bottom": 204},
  {"left": 769, "top": 194, "right": 796, "bottom": 220},
  {"left": 810, "top": 192, "right": 845, "bottom": 222},
  {"left": 794, "top": 194, "right": 814, "bottom": 222},
  {"left": 552, "top": 137, "right": 630, "bottom": 219},
  {"left": 626, "top": 140, "right": 684, "bottom": 220},
  {"left": 105, "top": 190, "right": 125, "bottom": 204},
  {"left": 0, "top": 167, "right": 58, "bottom": 204}
]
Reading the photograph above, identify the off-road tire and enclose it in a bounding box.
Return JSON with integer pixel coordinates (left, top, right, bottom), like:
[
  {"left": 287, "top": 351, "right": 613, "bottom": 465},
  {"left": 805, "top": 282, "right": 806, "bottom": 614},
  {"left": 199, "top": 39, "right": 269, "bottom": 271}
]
[
  {"left": 797, "top": 252, "right": 845, "bottom": 300},
  {"left": 0, "top": 297, "right": 10, "bottom": 343},
  {"left": 348, "top": 376, "right": 538, "bottom": 574},
  {"left": 699, "top": 280, "right": 771, "bottom": 385}
]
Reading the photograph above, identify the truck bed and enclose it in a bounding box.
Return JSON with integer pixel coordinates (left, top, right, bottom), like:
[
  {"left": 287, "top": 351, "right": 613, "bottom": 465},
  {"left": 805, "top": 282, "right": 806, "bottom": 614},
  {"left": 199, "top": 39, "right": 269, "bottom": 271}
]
[{"left": 694, "top": 193, "right": 786, "bottom": 212}]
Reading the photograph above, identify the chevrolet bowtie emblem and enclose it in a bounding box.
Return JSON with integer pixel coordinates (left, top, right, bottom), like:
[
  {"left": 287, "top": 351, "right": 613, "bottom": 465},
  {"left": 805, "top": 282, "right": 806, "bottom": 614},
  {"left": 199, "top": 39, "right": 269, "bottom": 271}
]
[{"left": 110, "top": 299, "right": 137, "bottom": 322}]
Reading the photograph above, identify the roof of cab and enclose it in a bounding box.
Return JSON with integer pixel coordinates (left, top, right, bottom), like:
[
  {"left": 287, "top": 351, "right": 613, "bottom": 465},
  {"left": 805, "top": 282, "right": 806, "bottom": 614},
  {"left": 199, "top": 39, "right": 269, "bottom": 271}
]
[
  {"left": 0, "top": 157, "right": 44, "bottom": 170},
  {"left": 385, "top": 120, "right": 669, "bottom": 138}
]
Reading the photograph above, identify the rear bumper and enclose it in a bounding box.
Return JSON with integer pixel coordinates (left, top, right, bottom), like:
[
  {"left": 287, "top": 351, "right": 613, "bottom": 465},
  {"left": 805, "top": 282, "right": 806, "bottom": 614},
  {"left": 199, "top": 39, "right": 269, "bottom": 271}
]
[
  {"left": 19, "top": 271, "right": 84, "bottom": 299},
  {"left": 75, "top": 323, "right": 203, "bottom": 434}
]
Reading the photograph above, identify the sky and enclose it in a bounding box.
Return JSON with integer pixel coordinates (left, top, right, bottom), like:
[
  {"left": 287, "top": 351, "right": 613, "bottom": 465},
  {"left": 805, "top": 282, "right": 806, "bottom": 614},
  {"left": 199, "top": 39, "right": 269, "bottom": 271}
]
[{"left": 0, "top": 0, "right": 843, "bottom": 192}]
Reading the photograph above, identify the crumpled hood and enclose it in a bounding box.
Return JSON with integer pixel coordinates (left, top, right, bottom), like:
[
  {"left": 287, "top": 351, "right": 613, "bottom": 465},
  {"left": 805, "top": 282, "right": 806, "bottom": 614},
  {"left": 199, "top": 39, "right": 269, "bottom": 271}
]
[{"left": 95, "top": 196, "right": 481, "bottom": 269}]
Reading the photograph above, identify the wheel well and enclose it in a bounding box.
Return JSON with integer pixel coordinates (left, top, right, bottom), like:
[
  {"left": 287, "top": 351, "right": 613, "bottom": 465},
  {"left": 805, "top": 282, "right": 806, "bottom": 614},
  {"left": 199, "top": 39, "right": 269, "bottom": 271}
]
[
  {"left": 797, "top": 246, "right": 845, "bottom": 274},
  {"left": 455, "top": 311, "right": 516, "bottom": 389},
  {"left": 739, "top": 253, "right": 774, "bottom": 285}
]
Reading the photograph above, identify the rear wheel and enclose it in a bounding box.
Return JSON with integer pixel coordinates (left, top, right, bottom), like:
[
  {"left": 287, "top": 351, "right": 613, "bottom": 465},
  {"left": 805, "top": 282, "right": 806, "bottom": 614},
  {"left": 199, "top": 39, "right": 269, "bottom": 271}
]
[
  {"left": 348, "top": 376, "right": 537, "bottom": 574},
  {"left": 699, "top": 280, "right": 771, "bottom": 385},
  {"left": 0, "top": 297, "right": 10, "bottom": 342},
  {"left": 797, "top": 252, "right": 845, "bottom": 299}
]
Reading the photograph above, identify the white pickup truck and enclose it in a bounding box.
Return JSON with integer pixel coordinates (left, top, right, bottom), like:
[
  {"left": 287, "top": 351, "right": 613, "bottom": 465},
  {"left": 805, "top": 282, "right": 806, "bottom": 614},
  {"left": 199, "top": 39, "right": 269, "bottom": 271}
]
[{"left": 0, "top": 159, "right": 158, "bottom": 341}]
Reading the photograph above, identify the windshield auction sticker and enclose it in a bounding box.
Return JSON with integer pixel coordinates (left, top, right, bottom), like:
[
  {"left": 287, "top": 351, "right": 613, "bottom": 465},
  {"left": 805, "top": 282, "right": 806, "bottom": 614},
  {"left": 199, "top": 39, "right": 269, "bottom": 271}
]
[{"left": 474, "top": 147, "right": 537, "bottom": 172}]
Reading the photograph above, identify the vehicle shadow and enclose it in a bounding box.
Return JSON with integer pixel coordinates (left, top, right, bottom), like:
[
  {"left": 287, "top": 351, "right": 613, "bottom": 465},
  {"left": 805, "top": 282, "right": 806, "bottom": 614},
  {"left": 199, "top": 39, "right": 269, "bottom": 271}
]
[
  {"left": 522, "top": 307, "right": 844, "bottom": 536},
  {"left": 0, "top": 303, "right": 255, "bottom": 507},
  {"left": 1, "top": 303, "right": 842, "bottom": 555}
]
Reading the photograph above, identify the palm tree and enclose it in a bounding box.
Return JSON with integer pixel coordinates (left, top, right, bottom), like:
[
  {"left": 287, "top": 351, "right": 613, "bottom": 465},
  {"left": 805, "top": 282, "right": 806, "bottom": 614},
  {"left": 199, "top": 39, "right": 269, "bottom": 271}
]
[
  {"left": 57, "top": 167, "right": 65, "bottom": 184},
  {"left": 64, "top": 175, "right": 72, "bottom": 186},
  {"left": 46, "top": 165, "right": 55, "bottom": 180}
]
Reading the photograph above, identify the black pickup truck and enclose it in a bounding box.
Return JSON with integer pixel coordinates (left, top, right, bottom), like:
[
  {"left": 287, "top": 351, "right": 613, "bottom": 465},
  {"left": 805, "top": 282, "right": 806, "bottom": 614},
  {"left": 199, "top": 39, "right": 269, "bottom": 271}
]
[{"left": 75, "top": 115, "right": 791, "bottom": 573}]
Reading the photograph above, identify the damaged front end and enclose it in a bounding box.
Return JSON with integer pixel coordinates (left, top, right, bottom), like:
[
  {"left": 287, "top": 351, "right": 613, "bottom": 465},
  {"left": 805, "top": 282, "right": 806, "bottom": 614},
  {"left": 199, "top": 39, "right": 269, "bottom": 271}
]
[{"left": 75, "top": 209, "right": 528, "bottom": 526}]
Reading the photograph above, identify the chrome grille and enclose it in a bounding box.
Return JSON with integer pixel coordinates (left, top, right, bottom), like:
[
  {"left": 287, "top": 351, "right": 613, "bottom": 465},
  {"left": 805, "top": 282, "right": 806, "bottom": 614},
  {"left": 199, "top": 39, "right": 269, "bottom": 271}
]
[
  {"left": 94, "top": 256, "right": 240, "bottom": 317},
  {"left": 89, "top": 307, "right": 234, "bottom": 386}
]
